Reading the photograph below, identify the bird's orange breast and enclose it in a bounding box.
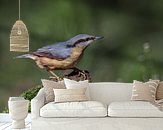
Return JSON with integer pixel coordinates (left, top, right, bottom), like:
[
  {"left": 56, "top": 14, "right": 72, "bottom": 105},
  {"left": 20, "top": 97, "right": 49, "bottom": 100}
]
[{"left": 36, "top": 46, "right": 84, "bottom": 70}]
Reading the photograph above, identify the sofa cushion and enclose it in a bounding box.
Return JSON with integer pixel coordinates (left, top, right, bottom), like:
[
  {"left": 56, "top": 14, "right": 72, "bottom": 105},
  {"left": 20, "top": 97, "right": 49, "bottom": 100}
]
[
  {"left": 108, "top": 101, "right": 163, "bottom": 117},
  {"left": 40, "top": 101, "right": 107, "bottom": 117},
  {"left": 157, "top": 81, "right": 163, "bottom": 100},
  {"left": 131, "top": 80, "right": 158, "bottom": 102},
  {"left": 53, "top": 88, "right": 88, "bottom": 103},
  {"left": 64, "top": 78, "right": 90, "bottom": 99},
  {"left": 41, "top": 79, "right": 65, "bottom": 103}
]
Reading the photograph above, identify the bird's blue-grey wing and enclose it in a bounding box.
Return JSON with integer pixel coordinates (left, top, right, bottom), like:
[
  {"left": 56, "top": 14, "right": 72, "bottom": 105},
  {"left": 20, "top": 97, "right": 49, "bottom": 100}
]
[{"left": 33, "top": 42, "right": 71, "bottom": 60}]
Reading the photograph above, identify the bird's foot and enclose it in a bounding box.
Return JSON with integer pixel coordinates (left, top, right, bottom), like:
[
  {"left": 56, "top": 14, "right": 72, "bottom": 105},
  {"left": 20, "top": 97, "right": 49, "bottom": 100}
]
[
  {"left": 73, "top": 68, "right": 87, "bottom": 79},
  {"left": 64, "top": 68, "right": 91, "bottom": 81},
  {"left": 48, "top": 70, "right": 63, "bottom": 81},
  {"left": 49, "top": 76, "right": 63, "bottom": 81},
  {"left": 78, "top": 70, "right": 89, "bottom": 80}
]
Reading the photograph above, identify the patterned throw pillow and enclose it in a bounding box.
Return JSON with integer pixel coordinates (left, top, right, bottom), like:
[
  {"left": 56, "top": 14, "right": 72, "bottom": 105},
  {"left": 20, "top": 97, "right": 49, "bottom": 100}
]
[
  {"left": 131, "top": 80, "right": 159, "bottom": 102},
  {"left": 53, "top": 88, "right": 88, "bottom": 103},
  {"left": 64, "top": 78, "right": 90, "bottom": 99},
  {"left": 156, "top": 81, "right": 163, "bottom": 100},
  {"left": 41, "top": 79, "right": 65, "bottom": 103}
]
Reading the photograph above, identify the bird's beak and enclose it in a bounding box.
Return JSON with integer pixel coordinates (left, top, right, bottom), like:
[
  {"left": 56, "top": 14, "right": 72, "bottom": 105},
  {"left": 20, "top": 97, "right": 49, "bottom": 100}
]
[{"left": 95, "top": 36, "right": 104, "bottom": 40}]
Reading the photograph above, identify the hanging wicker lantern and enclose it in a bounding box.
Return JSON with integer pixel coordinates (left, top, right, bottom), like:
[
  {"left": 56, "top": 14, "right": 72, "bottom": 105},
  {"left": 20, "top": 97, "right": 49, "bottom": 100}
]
[
  {"left": 10, "top": 20, "right": 29, "bottom": 52},
  {"left": 10, "top": 0, "right": 29, "bottom": 52}
]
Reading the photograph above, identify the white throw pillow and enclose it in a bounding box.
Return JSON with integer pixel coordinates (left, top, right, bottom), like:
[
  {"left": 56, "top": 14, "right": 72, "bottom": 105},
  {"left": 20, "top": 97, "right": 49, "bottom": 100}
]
[{"left": 64, "top": 78, "right": 91, "bottom": 99}]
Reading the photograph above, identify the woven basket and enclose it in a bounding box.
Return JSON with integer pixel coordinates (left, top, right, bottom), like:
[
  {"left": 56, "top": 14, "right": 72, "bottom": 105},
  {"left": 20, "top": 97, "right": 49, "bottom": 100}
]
[{"left": 10, "top": 20, "right": 29, "bottom": 52}]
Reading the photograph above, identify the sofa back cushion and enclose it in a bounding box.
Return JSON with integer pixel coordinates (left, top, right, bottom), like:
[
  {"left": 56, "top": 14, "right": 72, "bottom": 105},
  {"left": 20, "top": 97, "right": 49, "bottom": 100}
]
[
  {"left": 41, "top": 82, "right": 133, "bottom": 105},
  {"left": 88, "top": 82, "right": 133, "bottom": 105}
]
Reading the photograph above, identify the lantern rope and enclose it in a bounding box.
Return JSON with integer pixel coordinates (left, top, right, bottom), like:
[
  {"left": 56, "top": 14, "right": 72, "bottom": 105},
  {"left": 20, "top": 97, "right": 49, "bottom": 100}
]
[{"left": 19, "top": 0, "right": 21, "bottom": 20}]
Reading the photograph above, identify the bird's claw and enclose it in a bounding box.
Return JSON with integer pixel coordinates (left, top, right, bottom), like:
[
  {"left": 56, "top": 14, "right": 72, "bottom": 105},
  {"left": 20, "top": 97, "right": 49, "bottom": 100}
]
[
  {"left": 49, "top": 76, "right": 63, "bottom": 81},
  {"left": 78, "top": 71, "right": 87, "bottom": 80}
]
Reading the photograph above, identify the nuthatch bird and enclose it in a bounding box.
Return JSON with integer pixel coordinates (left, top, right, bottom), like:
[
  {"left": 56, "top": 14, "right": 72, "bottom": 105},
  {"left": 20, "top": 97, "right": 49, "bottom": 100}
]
[{"left": 16, "top": 34, "right": 103, "bottom": 80}]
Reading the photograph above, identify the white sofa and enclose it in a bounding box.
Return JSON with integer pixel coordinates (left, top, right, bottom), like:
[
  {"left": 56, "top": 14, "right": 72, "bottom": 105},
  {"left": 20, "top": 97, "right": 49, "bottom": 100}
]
[{"left": 31, "top": 82, "right": 163, "bottom": 130}]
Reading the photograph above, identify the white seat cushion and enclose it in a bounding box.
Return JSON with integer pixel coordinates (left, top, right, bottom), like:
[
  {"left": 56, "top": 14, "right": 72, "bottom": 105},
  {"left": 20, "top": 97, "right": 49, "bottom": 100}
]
[
  {"left": 108, "top": 101, "right": 163, "bottom": 117},
  {"left": 40, "top": 101, "right": 107, "bottom": 117}
]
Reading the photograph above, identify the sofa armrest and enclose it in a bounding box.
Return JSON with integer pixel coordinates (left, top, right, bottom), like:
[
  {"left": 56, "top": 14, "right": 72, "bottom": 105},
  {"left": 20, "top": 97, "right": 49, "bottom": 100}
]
[{"left": 31, "top": 88, "right": 45, "bottom": 119}]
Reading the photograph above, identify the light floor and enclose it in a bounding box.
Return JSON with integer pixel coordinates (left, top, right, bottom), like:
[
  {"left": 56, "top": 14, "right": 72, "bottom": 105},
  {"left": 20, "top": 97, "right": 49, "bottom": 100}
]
[
  {"left": 0, "top": 113, "right": 31, "bottom": 130},
  {"left": 0, "top": 122, "right": 31, "bottom": 130}
]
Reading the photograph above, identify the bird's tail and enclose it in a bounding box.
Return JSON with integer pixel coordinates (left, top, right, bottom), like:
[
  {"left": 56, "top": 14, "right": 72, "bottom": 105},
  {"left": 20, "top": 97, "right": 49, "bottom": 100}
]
[{"left": 15, "top": 54, "right": 36, "bottom": 60}]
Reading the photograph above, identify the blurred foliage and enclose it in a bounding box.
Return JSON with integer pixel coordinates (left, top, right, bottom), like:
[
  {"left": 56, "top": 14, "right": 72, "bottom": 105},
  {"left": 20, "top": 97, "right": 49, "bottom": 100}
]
[
  {"left": 20, "top": 85, "right": 42, "bottom": 112},
  {"left": 20, "top": 85, "right": 42, "bottom": 101},
  {"left": 2, "top": 107, "right": 9, "bottom": 113},
  {"left": 1, "top": 0, "right": 163, "bottom": 112}
]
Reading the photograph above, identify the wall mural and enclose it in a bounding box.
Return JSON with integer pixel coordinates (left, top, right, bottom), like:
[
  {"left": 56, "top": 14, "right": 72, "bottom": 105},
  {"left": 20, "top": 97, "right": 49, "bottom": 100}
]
[{"left": 16, "top": 34, "right": 103, "bottom": 81}]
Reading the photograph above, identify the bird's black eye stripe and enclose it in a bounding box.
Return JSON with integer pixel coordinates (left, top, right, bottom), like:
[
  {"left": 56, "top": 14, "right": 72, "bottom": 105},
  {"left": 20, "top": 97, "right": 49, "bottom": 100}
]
[
  {"left": 74, "top": 39, "right": 85, "bottom": 45},
  {"left": 86, "top": 37, "right": 95, "bottom": 41},
  {"left": 86, "top": 38, "right": 89, "bottom": 41},
  {"left": 77, "top": 37, "right": 95, "bottom": 43},
  {"left": 68, "top": 37, "right": 95, "bottom": 47}
]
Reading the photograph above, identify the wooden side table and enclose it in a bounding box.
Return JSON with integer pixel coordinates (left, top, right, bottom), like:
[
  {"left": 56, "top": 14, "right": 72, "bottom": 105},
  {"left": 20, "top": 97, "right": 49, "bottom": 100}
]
[{"left": 8, "top": 97, "right": 29, "bottom": 129}]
